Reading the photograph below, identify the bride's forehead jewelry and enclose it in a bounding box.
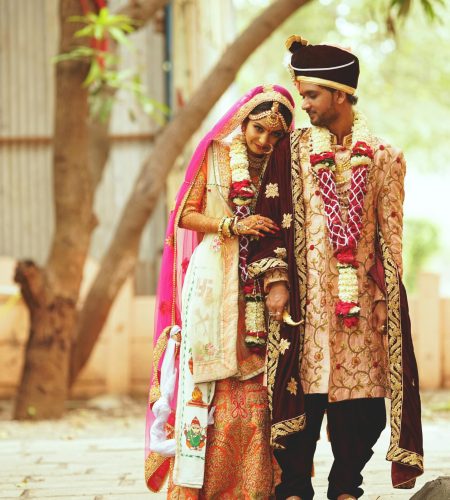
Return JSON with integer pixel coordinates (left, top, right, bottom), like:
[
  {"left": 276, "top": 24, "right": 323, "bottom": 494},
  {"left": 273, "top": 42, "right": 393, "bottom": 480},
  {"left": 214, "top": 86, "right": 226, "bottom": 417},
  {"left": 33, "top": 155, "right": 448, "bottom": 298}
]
[{"left": 248, "top": 101, "right": 288, "bottom": 131}]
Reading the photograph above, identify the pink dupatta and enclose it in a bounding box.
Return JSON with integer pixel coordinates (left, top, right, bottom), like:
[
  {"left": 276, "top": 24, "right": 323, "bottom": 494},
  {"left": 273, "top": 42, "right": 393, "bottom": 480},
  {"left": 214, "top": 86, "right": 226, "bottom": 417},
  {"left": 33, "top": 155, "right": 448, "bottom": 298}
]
[{"left": 144, "top": 84, "right": 295, "bottom": 491}]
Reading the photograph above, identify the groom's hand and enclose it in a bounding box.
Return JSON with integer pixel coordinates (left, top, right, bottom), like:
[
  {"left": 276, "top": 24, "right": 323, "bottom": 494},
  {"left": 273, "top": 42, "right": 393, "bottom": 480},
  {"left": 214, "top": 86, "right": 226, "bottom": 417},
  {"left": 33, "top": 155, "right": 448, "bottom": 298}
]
[
  {"left": 266, "top": 282, "right": 289, "bottom": 322},
  {"left": 372, "top": 300, "right": 387, "bottom": 333}
]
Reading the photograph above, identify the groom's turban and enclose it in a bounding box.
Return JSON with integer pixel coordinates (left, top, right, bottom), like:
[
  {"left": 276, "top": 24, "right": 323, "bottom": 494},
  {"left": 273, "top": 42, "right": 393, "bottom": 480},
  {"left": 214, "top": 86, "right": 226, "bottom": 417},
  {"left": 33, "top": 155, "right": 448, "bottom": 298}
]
[{"left": 286, "top": 35, "right": 359, "bottom": 95}]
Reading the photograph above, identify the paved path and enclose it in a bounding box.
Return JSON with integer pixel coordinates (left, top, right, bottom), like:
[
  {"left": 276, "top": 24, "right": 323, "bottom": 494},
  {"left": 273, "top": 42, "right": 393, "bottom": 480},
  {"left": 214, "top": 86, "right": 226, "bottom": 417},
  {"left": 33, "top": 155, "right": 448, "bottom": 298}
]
[{"left": 0, "top": 395, "right": 449, "bottom": 499}]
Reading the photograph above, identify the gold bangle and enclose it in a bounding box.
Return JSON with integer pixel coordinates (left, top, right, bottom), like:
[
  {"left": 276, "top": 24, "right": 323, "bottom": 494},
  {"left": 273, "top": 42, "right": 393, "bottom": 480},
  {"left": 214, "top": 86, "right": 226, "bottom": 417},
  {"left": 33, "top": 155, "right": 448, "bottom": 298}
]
[
  {"left": 218, "top": 216, "right": 227, "bottom": 240},
  {"left": 229, "top": 216, "right": 238, "bottom": 236},
  {"left": 223, "top": 217, "right": 233, "bottom": 238}
]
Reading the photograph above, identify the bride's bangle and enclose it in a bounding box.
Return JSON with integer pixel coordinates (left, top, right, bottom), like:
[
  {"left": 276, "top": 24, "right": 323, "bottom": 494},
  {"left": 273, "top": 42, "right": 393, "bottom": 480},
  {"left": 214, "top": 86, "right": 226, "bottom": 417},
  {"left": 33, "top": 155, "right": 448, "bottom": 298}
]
[
  {"left": 223, "top": 217, "right": 233, "bottom": 238},
  {"left": 218, "top": 216, "right": 234, "bottom": 240},
  {"left": 218, "top": 216, "right": 226, "bottom": 240},
  {"left": 229, "top": 216, "right": 239, "bottom": 236}
]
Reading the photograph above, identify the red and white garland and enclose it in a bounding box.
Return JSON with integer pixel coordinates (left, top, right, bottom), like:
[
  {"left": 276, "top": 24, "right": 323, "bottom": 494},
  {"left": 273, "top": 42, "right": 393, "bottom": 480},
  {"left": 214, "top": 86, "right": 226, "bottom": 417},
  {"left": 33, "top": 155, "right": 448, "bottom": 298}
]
[
  {"left": 310, "top": 112, "right": 373, "bottom": 328},
  {"left": 229, "top": 134, "right": 267, "bottom": 350},
  {"left": 229, "top": 134, "right": 257, "bottom": 206}
]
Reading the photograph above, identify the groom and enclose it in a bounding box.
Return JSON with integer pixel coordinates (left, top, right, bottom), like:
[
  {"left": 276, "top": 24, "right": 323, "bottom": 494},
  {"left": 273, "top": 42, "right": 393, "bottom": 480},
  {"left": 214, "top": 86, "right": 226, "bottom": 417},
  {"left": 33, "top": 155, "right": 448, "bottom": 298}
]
[{"left": 248, "top": 36, "right": 423, "bottom": 499}]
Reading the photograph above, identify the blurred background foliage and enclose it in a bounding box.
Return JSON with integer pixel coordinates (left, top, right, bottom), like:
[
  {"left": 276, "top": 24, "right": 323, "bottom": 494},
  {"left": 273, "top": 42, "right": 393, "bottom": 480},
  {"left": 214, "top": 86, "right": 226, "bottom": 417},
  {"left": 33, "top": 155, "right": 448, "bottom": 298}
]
[{"left": 234, "top": 0, "right": 449, "bottom": 293}]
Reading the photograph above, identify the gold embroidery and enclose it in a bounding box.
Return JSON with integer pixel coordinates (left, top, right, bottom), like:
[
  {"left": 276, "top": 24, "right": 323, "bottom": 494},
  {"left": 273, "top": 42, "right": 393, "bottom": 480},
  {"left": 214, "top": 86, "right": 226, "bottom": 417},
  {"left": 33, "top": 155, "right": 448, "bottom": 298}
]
[
  {"left": 274, "top": 247, "right": 287, "bottom": 259},
  {"left": 212, "top": 141, "right": 232, "bottom": 201},
  {"left": 263, "top": 268, "right": 289, "bottom": 293},
  {"left": 287, "top": 377, "right": 298, "bottom": 395},
  {"left": 180, "top": 169, "right": 207, "bottom": 218},
  {"left": 282, "top": 213, "right": 293, "bottom": 229},
  {"left": 148, "top": 326, "right": 171, "bottom": 405},
  {"left": 167, "top": 378, "right": 273, "bottom": 497},
  {"left": 144, "top": 452, "right": 171, "bottom": 490},
  {"left": 165, "top": 235, "right": 174, "bottom": 248},
  {"left": 265, "top": 182, "right": 279, "bottom": 198},
  {"left": 266, "top": 320, "right": 281, "bottom": 414},
  {"left": 291, "top": 130, "right": 308, "bottom": 372},
  {"left": 279, "top": 338, "right": 291, "bottom": 355},
  {"left": 247, "top": 257, "right": 287, "bottom": 279},
  {"left": 381, "top": 234, "right": 424, "bottom": 473},
  {"left": 270, "top": 414, "right": 306, "bottom": 449}
]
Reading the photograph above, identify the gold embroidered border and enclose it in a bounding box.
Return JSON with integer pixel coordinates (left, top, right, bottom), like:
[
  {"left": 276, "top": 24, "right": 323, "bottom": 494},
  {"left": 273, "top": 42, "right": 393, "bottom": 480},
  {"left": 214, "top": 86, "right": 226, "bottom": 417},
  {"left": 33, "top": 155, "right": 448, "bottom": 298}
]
[
  {"left": 212, "top": 140, "right": 232, "bottom": 204},
  {"left": 266, "top": 320, "right": 281, "bottom": 416},
  {"left": 291, "top": 129, "right": 308, "bottom": 369},
  {"left": 381, "top": 234, "right": 424, "bottom": 473},
  {"left": 148, "top": 326, "right": 171, "bottom": 405},
  {"left": 144, "top": 452, "right": 172, "bottom": 491},
  {"left": 266, "top": 319, "right": 306, "bottom": 450},
  {"left": 247, "top": 258, "right": 288, "bottom": 279},
  {"left": 271, "top": 414, "right": 306, "bottom": 449}
]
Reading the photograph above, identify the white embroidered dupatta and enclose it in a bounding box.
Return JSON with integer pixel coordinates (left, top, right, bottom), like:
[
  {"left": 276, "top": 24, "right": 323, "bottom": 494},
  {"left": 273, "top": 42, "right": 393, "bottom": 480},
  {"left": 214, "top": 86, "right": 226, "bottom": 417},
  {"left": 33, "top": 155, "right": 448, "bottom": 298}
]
[{"left": 173, "top": 141, "right": 240, "bottom": 488}]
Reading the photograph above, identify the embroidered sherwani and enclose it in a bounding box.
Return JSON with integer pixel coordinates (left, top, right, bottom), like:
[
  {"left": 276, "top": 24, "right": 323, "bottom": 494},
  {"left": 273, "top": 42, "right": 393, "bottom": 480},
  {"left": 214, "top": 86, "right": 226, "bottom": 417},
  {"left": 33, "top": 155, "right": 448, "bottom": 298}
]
[
  {"left": 294, "top": 130, "right": 401, "bottom": 401},
  {"left": 248, "top": 129, "right": 423, "bottom": 489}
]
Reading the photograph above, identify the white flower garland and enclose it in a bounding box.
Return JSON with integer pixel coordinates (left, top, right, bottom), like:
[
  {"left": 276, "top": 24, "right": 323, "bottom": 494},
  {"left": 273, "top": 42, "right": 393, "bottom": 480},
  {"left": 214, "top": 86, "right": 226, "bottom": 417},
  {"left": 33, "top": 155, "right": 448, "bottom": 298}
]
[
  {"left": 336, "top": 263, "right": 360, "bottom": 308},
  {"left": 310, "top": 111, "right": 374, "bottom": 326},
  {"left": 229, "top": 133, "right": 268, "bottom": 349}
]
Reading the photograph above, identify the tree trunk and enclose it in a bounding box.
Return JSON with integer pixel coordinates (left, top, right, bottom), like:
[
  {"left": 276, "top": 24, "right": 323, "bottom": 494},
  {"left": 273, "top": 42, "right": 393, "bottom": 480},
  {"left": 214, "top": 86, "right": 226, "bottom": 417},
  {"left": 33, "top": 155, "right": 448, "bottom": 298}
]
[
  {"left": 14, "top": 0, "right": 93, "bottom": 419},
  {"left": 14, "top": 0, "right": 167, "bottom": 420},
  {"left": 71, "top": 0, "right": 311, "bottom": 382},
  {"left": 14, "top": 263, "right": 76, "bottom": 419}
]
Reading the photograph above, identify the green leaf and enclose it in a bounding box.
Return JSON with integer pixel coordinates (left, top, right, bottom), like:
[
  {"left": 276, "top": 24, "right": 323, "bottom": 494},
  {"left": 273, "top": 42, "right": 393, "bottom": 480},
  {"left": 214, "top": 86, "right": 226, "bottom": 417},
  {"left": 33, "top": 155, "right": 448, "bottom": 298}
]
[
  {"left": 93, "top": 24, "right": 105, "bottom": 40},
  {"left": 98, "top": 7, "right": 110, "bottom": 24},
  {"left": 86, "top": 12, "right": 98, "bottom": 23},
  {"left": 84, "top": 60, "right": 102, "bottom": 87},
  {"left": 109, "top": 26, "right": 132, "bottom": 47},
  {"left": 110, "top": 14, "right": 136, "bottom": 25},
  {"left": 115, "top": 68, "right": 136, "bottom": 81},
  {"left": 52, "top": 46, "right": 95, "bottom": 63},
  {"left": 74, "top": 25, "right": 95, "bottom": 38}
]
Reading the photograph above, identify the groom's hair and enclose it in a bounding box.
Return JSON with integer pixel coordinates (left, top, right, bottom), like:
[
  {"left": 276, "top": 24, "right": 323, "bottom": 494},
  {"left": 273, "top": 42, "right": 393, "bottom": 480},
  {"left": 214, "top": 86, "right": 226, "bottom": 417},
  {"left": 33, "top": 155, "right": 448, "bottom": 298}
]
[{"left": 325, "top": 86, "right": 359, "bottom": 105}]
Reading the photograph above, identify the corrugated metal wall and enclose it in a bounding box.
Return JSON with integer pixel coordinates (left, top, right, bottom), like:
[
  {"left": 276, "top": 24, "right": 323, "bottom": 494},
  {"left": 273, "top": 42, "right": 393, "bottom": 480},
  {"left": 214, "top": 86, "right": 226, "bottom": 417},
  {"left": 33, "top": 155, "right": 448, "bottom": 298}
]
[
  {"left": 0, "top": 0, "right": 166, "bottom": 294},
  {"left": 0, "top": 0, "right": 57, "bottom": 263}
]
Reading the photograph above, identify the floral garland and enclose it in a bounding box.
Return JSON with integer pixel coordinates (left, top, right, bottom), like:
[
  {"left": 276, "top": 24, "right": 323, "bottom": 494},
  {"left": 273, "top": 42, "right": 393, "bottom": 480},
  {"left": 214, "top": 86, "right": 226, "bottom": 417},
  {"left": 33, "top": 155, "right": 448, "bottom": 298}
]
[
  {"left": 229, "top": 134, "right": 267, "bottom": 351},
  {"left": 310, "top": 111, "right": 373, "bottom": 328},
  {"left": 229, "top": 134, "right": 257, "bottom": 205}
]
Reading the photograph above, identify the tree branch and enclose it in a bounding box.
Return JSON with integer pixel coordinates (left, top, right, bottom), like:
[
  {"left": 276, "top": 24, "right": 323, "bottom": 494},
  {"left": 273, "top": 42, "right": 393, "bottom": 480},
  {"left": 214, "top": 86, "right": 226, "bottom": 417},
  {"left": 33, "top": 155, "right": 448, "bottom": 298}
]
[{"left": 71, "top": 0, "right": 311, "bottom": 383}]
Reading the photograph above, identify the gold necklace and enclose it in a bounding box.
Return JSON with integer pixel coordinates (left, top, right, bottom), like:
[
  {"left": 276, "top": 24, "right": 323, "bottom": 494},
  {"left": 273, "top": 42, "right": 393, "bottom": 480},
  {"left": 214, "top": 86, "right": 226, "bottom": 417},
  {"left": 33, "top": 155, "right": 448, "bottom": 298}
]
[
  {"left": 335, "top": 156, "right": 352, "bottom": 184},
  {"left": 248, "top": 152, "right": 267, "bottom": 169}
]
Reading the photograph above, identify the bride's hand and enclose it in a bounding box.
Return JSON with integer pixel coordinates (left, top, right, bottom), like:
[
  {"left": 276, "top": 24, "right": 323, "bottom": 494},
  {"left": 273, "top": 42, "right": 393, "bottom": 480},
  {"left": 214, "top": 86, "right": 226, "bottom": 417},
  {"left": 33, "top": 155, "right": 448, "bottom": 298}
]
[{"left": 234, "top": 214, "right": 278, "bottom": 237}]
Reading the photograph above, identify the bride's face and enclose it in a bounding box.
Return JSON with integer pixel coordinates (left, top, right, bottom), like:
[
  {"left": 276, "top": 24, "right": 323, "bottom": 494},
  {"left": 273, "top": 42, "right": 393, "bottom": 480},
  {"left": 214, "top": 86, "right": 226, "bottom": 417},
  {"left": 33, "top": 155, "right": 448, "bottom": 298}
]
[{"left": 243, "top": 117, "right": 285, "bottom": 156}]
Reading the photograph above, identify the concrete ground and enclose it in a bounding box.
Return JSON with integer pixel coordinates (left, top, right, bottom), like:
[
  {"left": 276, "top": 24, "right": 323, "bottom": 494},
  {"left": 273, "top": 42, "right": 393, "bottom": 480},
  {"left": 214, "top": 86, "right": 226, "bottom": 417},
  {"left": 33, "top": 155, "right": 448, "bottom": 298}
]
[{"left": 0, "top": 391, "right": 449, "bottom": 499}]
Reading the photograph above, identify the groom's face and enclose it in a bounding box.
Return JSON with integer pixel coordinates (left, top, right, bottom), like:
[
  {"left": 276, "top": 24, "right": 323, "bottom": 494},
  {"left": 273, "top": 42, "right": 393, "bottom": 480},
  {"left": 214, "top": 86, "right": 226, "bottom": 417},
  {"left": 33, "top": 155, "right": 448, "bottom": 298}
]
[{"left": 297, "top": 82, "right": 339, "bottom": 128}]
